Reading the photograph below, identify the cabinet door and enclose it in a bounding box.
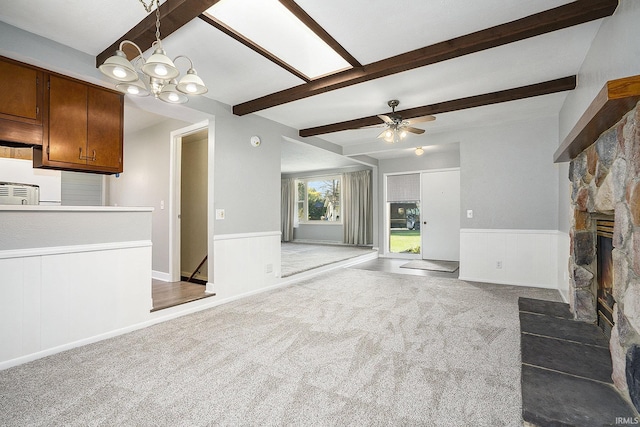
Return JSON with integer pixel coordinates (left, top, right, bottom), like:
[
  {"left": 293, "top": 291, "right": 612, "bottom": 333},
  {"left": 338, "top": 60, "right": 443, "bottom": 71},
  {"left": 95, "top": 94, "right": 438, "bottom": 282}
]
[
  {"left": 0, "top": 57, "right": 43, "bottom": 145},
  {"left": 87, "top": 87, "right": 123, "bottom": 171},
  {"left": 0, "top": 59, "right": 40, "bottom": 123},
  {"left": 48, "top": 75, "right": 88, "bottom": 165}
]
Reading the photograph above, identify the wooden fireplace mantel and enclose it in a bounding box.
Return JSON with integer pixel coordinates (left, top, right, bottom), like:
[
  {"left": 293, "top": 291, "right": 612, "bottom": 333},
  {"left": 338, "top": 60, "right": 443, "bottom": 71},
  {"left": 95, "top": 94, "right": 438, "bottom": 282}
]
[{"left": 554, "top": 75, "right": 640, "bottom": 163}]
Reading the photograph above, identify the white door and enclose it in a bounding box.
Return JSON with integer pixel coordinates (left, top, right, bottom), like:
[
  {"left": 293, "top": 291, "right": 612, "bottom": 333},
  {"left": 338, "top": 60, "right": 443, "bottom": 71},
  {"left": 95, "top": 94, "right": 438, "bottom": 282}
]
[{"left": 421, "top": 170, "right": 460, "bottom": 261}]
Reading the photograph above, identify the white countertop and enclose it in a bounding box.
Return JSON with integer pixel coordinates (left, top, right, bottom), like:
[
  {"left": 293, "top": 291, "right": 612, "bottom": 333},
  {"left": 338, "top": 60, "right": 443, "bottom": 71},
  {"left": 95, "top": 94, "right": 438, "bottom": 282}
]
[{"left": 0, "top": 205, "right": 154, "bottom": 212}]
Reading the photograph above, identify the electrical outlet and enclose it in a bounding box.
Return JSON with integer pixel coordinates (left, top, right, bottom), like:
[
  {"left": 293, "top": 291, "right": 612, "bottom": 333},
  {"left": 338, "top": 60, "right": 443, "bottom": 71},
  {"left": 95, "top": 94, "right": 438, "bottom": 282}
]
[
  {"left": 496, "top": 261, "right": 502, "bottom": 269},
  {"left": 466, "top": 209, "right": 473, "bottom": 218},
  {"left": 215, "top": 209, "right": 225, "bottom": 220}
]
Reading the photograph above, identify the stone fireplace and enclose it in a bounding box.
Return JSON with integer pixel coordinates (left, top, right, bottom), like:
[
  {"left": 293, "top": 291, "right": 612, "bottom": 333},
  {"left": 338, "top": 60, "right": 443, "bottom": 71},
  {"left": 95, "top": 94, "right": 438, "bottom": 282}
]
[{"left": 568, "top": 100, "right": 640, "bottom": 405}]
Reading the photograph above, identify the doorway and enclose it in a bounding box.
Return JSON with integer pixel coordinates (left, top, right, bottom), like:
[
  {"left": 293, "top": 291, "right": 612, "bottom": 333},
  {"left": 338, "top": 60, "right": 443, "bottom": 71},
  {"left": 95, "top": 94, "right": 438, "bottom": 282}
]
[
  {"left": 421, "top": 169, "right": 460, "bottom": 261},
  {"left": 385, "top": 172, "right": 421, "bottom": 257},
  {"left": 180, "top": 130, "right": 208, "bottom": 283},
  {"left": 169, "top": 120, "right": 211, "bottom": 284}
]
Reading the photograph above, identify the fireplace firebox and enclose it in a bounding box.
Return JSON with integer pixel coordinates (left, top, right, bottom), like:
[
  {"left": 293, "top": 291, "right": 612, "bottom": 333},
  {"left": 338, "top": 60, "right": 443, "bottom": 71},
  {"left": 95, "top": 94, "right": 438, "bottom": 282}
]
[{"left": 596, "top": 217, "right": 615, "bottom": 337}]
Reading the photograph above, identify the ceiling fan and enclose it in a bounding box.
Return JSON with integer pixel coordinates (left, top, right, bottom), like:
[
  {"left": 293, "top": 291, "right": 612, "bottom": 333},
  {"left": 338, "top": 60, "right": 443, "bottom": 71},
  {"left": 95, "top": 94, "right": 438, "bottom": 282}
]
[{"left": 375, "top": 100, "right": 435, "bottom": 144}]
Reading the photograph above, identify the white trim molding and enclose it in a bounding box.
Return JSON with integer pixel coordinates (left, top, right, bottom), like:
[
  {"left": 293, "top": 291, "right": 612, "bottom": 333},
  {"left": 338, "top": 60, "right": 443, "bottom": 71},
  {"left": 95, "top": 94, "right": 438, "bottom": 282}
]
[
  {"left": 213, "top": 231, "right": 281, "bottom": 241},
  {"left": 459, "top": 228, "right": 561, "bottom": 290},
  {"left": 0, "top": 240, "right": 152, "bottom": 260}
]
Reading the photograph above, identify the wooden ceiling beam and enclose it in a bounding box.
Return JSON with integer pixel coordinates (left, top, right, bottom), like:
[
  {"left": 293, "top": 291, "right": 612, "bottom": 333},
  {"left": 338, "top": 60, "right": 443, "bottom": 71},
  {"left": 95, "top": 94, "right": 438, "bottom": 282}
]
[
  {"left": 299, "top": 76, "right": 577, "bottom": 137},
  {"left": 234, "top": 0, "right": 617, "bottom": 116},
  {"left": 277, "top": 0, "right": 363, "bottom": 69},
  {"left": 96, "top": 0, "right": 222, "bottom": 67}
]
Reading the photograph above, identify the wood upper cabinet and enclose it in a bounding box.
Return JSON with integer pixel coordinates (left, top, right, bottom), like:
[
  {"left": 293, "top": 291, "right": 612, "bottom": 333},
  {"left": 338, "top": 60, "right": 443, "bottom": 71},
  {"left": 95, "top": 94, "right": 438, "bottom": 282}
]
[
  {"left": 87, "top": 86, "right": 123, "bottom": 170},
  {"left": 0, "top": 57, "right": 43, "bottom": 145},
  {"left": 34, "top": 74, "right": 124, "bottom": 174}
]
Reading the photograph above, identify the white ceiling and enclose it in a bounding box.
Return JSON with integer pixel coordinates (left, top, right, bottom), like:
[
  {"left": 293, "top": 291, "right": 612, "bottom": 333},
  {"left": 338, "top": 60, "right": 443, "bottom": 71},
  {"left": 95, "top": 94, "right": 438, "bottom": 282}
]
[{"left": 0, "top": 0, "right": 605, "bottom": 170}]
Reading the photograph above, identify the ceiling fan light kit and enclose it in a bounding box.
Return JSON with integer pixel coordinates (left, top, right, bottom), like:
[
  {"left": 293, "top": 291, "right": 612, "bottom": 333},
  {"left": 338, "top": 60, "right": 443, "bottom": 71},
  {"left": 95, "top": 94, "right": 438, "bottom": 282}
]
[
  {"left": 99, "top": 0, "right": 208, "bottom": 104},
  {"left": 376, "top": 100, "right": 434, "bottom": 144}
]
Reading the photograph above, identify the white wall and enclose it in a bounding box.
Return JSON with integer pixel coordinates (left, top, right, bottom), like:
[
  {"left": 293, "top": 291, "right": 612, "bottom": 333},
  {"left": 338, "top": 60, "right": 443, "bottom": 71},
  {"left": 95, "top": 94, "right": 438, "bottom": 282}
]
[{"left": 0, "top": 158, "right": 61, "bottom": 204}]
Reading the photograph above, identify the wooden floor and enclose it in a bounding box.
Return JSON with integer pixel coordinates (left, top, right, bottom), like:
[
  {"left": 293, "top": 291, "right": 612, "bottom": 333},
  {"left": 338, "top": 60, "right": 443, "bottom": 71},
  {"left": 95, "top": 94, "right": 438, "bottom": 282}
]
[{"left": 151, "top": 279, "right": 215, "bottom": 312}]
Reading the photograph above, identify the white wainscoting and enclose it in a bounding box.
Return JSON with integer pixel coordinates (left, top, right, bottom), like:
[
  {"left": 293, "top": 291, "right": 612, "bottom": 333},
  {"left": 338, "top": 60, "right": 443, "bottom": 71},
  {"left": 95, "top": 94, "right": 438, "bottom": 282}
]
[
  {"left": 0, "top": 242, "right": 152, "bottom": 369},
  {"left": 557, "top": 231, "right": 570, "bottom": 303},
  {"left": 459, "top": 229, "right": 560, "bottom": 289},
  {"left": 212, "top": 231, "right": 282, "bottom": 299}
]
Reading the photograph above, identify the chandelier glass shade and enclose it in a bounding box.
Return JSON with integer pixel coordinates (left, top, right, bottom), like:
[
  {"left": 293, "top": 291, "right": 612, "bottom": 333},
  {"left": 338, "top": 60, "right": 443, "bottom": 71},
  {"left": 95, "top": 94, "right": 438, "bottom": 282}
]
[{"left": 98, "top": 0, "right": 207, "bottom": 104}]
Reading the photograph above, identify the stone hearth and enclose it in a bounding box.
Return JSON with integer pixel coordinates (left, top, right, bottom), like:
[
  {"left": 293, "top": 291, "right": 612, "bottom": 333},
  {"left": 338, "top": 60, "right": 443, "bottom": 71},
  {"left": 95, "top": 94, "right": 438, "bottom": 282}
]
[{"left": 568, "top": 101, "right": 640, "bottom": 405}]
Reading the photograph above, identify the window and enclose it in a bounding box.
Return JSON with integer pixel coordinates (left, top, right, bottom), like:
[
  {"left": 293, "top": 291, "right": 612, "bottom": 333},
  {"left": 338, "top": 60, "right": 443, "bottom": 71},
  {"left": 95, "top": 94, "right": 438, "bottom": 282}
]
[{"left": 296, "top": 176, "right": 341, "bottom": 223}]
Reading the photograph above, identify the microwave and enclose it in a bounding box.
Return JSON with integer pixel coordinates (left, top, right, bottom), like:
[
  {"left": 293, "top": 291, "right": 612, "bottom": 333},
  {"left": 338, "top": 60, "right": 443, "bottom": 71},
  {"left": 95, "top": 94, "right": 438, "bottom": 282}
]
[{"left": 0, "top": 182, "right": 40, "bottom": 205}]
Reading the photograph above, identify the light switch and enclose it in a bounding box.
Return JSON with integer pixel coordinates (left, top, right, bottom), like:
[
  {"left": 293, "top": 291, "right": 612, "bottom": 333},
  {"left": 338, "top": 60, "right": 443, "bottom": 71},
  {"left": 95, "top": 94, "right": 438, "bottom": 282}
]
[
  {"left": 216, "top": 209, "right": 225, "bottom": 220},
  {"left": 466, "top": 209, "right": 473, "bottom": 218},
  {"left": 160, "top": 200, "right": 165, "bottom": 210}
]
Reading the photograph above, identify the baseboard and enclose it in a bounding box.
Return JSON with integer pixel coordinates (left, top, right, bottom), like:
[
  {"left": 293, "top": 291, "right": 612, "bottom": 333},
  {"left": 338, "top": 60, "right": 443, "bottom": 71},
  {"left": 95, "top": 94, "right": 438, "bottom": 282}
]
[
  {"left": 152, "top": 270, "right": 171, "bottom": 282},
  {"left": 457, "top": 275, "right": 558, "bottom": 290},
  {"left": 292, "top": 239, "right": 347, "bottom": 245}
]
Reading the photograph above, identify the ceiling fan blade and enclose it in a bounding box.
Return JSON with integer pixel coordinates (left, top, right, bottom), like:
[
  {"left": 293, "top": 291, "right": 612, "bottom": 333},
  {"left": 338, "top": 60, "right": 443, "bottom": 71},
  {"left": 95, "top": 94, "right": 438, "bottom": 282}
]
[
  {"left": 406, "top": 115, "right": 436, "bottom": 125},
  {"left": 378, "top": 114, "right": 394, "bottom": 124},
  {"left": 359, "top": 124, "right": 386, "bottom": 129},
  {"left": 376, "top": 129, "right": 390, "bottom": 139},
  {"left": 404, "top": 126, "right": 425, "bottom": 135}
]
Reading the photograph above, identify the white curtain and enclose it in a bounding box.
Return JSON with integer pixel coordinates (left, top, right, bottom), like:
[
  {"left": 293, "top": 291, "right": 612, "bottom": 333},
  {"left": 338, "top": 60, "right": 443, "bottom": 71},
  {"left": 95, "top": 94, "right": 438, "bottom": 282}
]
[
  {"left": 343, "top": 170, "right": 372, "bottom": 245},
  {"left": 281, "top": 178, "right": 296, "bottom": 242}
]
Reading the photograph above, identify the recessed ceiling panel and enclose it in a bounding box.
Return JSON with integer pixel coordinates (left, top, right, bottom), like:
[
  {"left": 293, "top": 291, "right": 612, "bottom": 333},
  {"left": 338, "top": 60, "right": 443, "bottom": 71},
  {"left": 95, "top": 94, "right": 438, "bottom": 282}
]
[
  {"left": 206, "top": 0, "right": 351, "bottom": 78},
  {"left": 159, "top": 19, "right": 305, "bottom": 105}
]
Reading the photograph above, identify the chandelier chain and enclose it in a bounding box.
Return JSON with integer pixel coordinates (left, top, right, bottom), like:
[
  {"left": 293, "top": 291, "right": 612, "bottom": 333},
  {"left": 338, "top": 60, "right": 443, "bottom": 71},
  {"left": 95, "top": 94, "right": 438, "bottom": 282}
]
[{"left": 137, "top": 0, "right": 162, "bottom": 41}]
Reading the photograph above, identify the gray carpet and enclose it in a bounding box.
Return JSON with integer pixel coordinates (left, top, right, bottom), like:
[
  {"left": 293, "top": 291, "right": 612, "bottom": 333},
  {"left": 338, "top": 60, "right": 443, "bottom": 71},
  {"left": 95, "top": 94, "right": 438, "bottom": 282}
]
[
  {"left": 0, "top": 268, "right": 560, "bottom": 426},
  {"left": 400, "top": 259, "right": 460, "bottom": 272},
  {"left": 281, "top": 242, "right": 375, "bottom": 277}
]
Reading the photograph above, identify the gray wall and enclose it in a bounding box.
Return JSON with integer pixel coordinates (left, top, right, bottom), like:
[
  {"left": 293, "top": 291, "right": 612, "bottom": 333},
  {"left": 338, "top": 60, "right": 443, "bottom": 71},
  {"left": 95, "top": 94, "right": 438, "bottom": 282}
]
[
  {"left": 459, "top": 116, "right": 560, "bottom": 230},
  {"left": 107, "top": 118, "right": 191, "bottom": 272},
  {"left": 0, "top": 209, "right": 151, "bottom": 250}
]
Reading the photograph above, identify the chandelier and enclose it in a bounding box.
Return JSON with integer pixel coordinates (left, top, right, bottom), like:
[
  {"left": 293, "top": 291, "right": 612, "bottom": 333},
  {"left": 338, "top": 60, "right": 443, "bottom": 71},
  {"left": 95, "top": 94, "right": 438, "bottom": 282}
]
[{"left": 99, "top": 0, "right": 208, "bottom": 104}]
